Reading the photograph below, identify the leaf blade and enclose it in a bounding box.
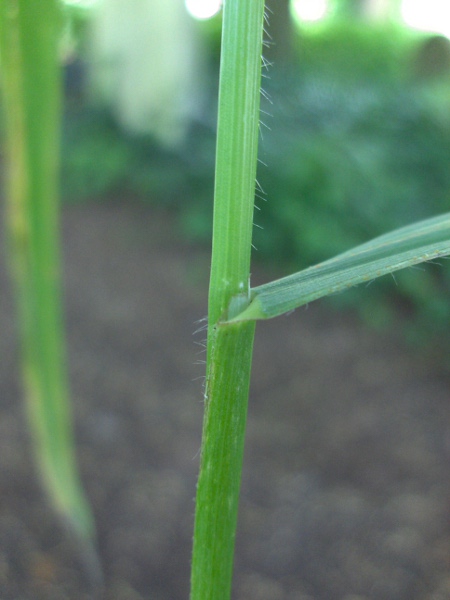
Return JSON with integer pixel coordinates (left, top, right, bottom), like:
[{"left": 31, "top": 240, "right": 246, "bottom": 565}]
[{"left": 228, "top": 212, "right": 450, "bottom": 322}]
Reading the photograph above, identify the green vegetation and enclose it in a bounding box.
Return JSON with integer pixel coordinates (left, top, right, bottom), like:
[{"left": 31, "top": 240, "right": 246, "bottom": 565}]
[
  {"left": 254, "top": 69, "right": 450, "bottom": 339},
  {"left": 3, "top": 2, "right": 450, "bottom": 599},
  {"left": 0, "top": 0, "right": 94, "bottom": 540},
  {"left": 190, "top": 2, "right": 450, "bottom": 597},
  {"left": 61, "top": 20, "right": 450, "bottom": 347},
  {"left": 190, "top": 2, "right": 263, "bottom": 596}
]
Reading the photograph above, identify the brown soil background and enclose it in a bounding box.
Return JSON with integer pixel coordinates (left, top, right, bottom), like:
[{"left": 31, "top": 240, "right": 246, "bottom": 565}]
[{"left": 1, "top": 202, "right": 450, "bottom": 600}]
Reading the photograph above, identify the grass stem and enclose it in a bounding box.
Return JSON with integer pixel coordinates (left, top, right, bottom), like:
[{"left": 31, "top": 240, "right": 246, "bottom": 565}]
[{"left": 190, "top": 1, "right": 265, "bottom": 598}]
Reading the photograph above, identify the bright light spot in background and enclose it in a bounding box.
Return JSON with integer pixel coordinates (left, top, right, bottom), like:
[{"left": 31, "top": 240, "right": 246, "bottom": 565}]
[
  {"left": 64, "top": 0, "right": 98, "bottom": 7},
  {"left": 291, "top": 0, "right": 329, "bottom": 24},
  {"left": 401, "top": 0, "right": 450, "bottom": 39},
  {"left": 185, "top": 0, "right": 222, "bottom": 20}
]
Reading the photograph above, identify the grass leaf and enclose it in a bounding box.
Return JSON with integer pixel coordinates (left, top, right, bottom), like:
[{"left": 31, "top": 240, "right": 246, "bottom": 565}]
[
  {"left": 0, "top": 0, "right": 95, "bottom": 541},
  {"left": 228, "top": 211, "right": 450, "bottom": 322}
]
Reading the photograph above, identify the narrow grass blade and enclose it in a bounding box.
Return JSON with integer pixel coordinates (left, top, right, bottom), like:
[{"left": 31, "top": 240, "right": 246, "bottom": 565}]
[
  {"left": 0, "top": 1, "right": 95, "bottom": 540},
  {"left": 228, "top": 212, "right": 450, "bottom": 322}
]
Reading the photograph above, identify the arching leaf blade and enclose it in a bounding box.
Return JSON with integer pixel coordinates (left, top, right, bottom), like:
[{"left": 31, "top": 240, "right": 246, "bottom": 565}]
[{"left": 228, "top": 212, "right": 450, "bottom": 322}]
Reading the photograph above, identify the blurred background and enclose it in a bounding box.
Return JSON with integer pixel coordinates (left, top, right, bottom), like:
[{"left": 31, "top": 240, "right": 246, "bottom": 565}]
[
  {"left": 3, "top": 1, "right": 450, "bottom": 599},
  {"left": 60, "top": 0, "right": 450, "bottom": 351}
]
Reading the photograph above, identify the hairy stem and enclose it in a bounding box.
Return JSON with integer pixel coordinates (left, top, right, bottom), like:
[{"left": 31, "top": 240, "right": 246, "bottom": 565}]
[{"left": 190, "top": 1, "right": 265, "bottom": 598}]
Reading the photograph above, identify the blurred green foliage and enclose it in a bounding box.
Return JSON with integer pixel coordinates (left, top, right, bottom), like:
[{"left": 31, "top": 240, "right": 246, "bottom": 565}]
[
  {"left": 62, "top": 108, "right": 214, "bottom": 214},
  {"left": 252, "top": 23, "right": 450, "bottom": 345},
  {"left": 61, "top": 20, "right": 450, "bottom": 349}
]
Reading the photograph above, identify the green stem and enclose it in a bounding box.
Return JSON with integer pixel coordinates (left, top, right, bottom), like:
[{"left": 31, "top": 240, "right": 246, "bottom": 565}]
[
  {"left": 190, "top": 1, "right": 265, "bottom": 598},
  {"left": 0, "top": 0, "right": 94, "bottom": 540}
]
